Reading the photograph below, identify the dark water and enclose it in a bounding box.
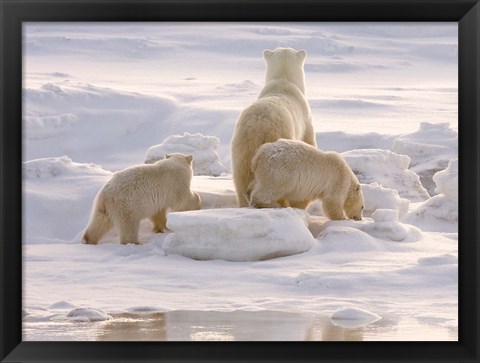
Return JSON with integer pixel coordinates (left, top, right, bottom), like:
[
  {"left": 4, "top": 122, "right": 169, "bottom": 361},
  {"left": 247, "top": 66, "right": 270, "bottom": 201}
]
[{"left": 23, "top": 310, "right": 457, "bottom": 341}]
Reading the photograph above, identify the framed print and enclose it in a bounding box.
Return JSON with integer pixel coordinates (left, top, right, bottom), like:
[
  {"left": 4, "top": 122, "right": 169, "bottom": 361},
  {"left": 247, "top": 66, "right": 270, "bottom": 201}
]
[{"left": 1, "top": 0, "right": 479, "bottom": 362}]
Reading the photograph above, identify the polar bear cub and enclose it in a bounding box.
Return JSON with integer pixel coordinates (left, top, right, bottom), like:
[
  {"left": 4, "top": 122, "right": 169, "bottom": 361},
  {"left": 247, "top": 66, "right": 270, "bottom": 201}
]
[
  {"left": 231, "top": 47, "right": 316, "bottom": 207},
  {"left": 249, "top": 139, "right": 364, "bottom": 221},
  {"left": 83, "top": 153, "right": 201, "bottom": 245}
]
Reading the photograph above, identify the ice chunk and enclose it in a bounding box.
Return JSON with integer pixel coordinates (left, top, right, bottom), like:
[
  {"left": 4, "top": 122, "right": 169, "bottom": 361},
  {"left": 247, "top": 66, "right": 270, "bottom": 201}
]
[
  {"left": 66, "top": 308, "right": 112, "bottom": 322},
  {"left": 164, "top": 208, "right": 315, "bottom": 262},
  {"left": 330, "top": 307, "right": 381, "bottom": 328},
  {"left": 392, "top": 122, "right": 457, "bottom": 195},
  {"left": 145, "top": 132, "right": 227, "bottom": 176},
  {"left": 433, "top": 158, "right": 457, "bottom": 201},
  {"left": 361, "top": 183, "right": 410, "bottom": 218},
  {"left": 403, "top": 157, "right": 458, "bottom": 232},
  {"left": 342, "top": 149, "right": 429, "bottom": 201}
]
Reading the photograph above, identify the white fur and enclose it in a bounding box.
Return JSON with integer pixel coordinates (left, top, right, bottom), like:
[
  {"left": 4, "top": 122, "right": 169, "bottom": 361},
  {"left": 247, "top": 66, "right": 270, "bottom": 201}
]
[
  {"left": 231, "top": 47, "right": 316, "bottom": 207},
  {"left": 249, "top": 139, "right": 364, "bottom": 221},
  {"left": 83, "top": 153, "right": 201, "bottom": 245}
]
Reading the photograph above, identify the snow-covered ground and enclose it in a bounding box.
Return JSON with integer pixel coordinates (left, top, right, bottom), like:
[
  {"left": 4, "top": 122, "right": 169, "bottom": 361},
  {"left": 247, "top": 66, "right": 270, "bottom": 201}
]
[{"left": 22, "top": 22, "right": 458, "bottom": 341}]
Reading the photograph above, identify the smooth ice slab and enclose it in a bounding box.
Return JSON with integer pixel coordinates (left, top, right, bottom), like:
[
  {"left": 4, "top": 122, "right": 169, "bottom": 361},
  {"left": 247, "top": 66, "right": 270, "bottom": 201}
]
[{"left": 164, "top": 208, "right": 315, "bottom": 262}]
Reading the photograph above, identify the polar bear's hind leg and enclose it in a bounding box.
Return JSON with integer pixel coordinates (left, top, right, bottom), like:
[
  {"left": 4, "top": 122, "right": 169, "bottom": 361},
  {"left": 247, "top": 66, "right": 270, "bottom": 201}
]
[{"left": 82, "top": 193, "right": 113, "bottom": 245}]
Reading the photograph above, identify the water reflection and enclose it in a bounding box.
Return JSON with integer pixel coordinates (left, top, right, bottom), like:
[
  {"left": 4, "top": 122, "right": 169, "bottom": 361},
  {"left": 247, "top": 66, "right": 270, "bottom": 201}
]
[
  {"left": 95, "top": 310, "right": 456, "bottom": 341},
  {"left": 23, "top": 310, "right": 458, "bottom": 341}
]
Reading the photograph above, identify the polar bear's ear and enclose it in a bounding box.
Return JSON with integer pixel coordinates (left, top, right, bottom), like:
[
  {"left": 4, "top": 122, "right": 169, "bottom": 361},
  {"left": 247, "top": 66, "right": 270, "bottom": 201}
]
[
  {"left": 185, "top": 155, "right": 193, "bottom": 164},
  {"left": 263, "top": 49, "right": 273, "bottom": 60},
  {"left": 355, "top": 184, "right": 360, "bottom": 192},
  {"left": 165, "top": 154, "right": 171, "bottom": 159},
  {"left": 296, "top": 49, "right": 307, "bottom": 61}
]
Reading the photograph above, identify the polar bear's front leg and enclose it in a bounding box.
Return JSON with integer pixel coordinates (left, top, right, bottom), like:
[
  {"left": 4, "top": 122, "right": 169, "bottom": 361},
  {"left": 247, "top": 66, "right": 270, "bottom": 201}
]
[
  {"left": 322, "top": 197, "right": 347, "bottom": 220},
  {"left": 151, "top": 208, "right": 167, "bottom": 233}
]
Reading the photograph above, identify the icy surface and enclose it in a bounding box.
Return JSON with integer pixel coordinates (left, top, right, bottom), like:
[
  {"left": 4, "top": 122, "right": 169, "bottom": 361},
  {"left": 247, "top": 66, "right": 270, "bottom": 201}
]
[
  {"left": 164, "top": 208, "right": 315, "bottom": 262},
  {"left": 145, "top": 132, "right": 227, "bottom": 176}
]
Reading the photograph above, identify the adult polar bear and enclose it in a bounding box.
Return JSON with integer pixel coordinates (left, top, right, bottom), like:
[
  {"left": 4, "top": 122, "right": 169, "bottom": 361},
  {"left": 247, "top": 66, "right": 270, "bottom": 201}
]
[{"left": 231, "top": 47, "right": 316, "bottom": 207}]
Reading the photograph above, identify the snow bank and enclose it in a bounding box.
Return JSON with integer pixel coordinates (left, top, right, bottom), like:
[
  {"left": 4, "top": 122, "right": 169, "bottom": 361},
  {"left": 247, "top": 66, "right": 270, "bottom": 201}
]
[
  {"left": 392, "top": 122, "right": 458, "bottom": 195},
  {"left": 145, "top": 133, "right": 227, "bottom": 176},
  {"left": 329, "top": 307, "right": 381, "bottom": 328},
  {"left": 23, "top": 155, "right": 110, "bottom": 179},
  {"left": 24, "top": 113, "right": 78, "bottom": 140},
  {"left": 342, "top": 149, "right": 429, "bottom": 202},
  {"left": 402, "top": 159, "right": 458, "bottom": 232},
  {"left": 23, "top": 83, "right": 187, "bottom": 171},
  {"left": 164, "top": 208, "right": 315, "bottom": 262},
  {"left": 23, "top": 157, "right": 112, "bottom": 242}
]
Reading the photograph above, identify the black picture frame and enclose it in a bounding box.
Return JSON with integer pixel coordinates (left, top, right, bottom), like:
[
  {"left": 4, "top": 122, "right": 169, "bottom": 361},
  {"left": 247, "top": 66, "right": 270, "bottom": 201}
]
[{"left": 1, "top": 0, "right": 479, "bottom": 362}]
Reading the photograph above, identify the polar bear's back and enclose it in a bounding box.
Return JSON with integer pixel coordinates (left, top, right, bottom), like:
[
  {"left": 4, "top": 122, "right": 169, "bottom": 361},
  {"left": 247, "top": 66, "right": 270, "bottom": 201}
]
[
  {"left": 100, "top": 157, "right": 193, "bottom": 217},
  {"left": 252, "top": 139, "right": 354, "bottom": 199}
]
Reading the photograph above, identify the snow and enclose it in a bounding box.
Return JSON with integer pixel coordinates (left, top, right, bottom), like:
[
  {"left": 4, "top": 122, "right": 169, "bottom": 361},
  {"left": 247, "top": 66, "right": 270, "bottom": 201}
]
[
  {"left": 164, "top": 208, "right": 315, "bottom": 262},
  {"left": 22, "top": 22, "right": 458, "bottom": 340},
  {"left": 145, "top": 132, "right": 227, "bottom": 176}
]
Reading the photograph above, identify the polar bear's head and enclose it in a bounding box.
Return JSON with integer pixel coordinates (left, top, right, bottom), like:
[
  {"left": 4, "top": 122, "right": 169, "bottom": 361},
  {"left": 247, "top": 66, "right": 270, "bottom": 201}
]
[
  {"left": 263, "top": 47, "right": 307, "bottom": 94},
  {"left": 344, "top": 183, "right": 365, "bottom": 221},
  {"left": 165, "top": 153, "right": 194, "bottom": 167}
]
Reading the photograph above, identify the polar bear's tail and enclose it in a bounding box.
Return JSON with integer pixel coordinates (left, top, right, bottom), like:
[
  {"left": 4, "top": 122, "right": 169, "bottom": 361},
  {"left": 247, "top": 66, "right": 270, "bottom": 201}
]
[{"left": 82, "top": 192, "right": 113, "bottom": 245}]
